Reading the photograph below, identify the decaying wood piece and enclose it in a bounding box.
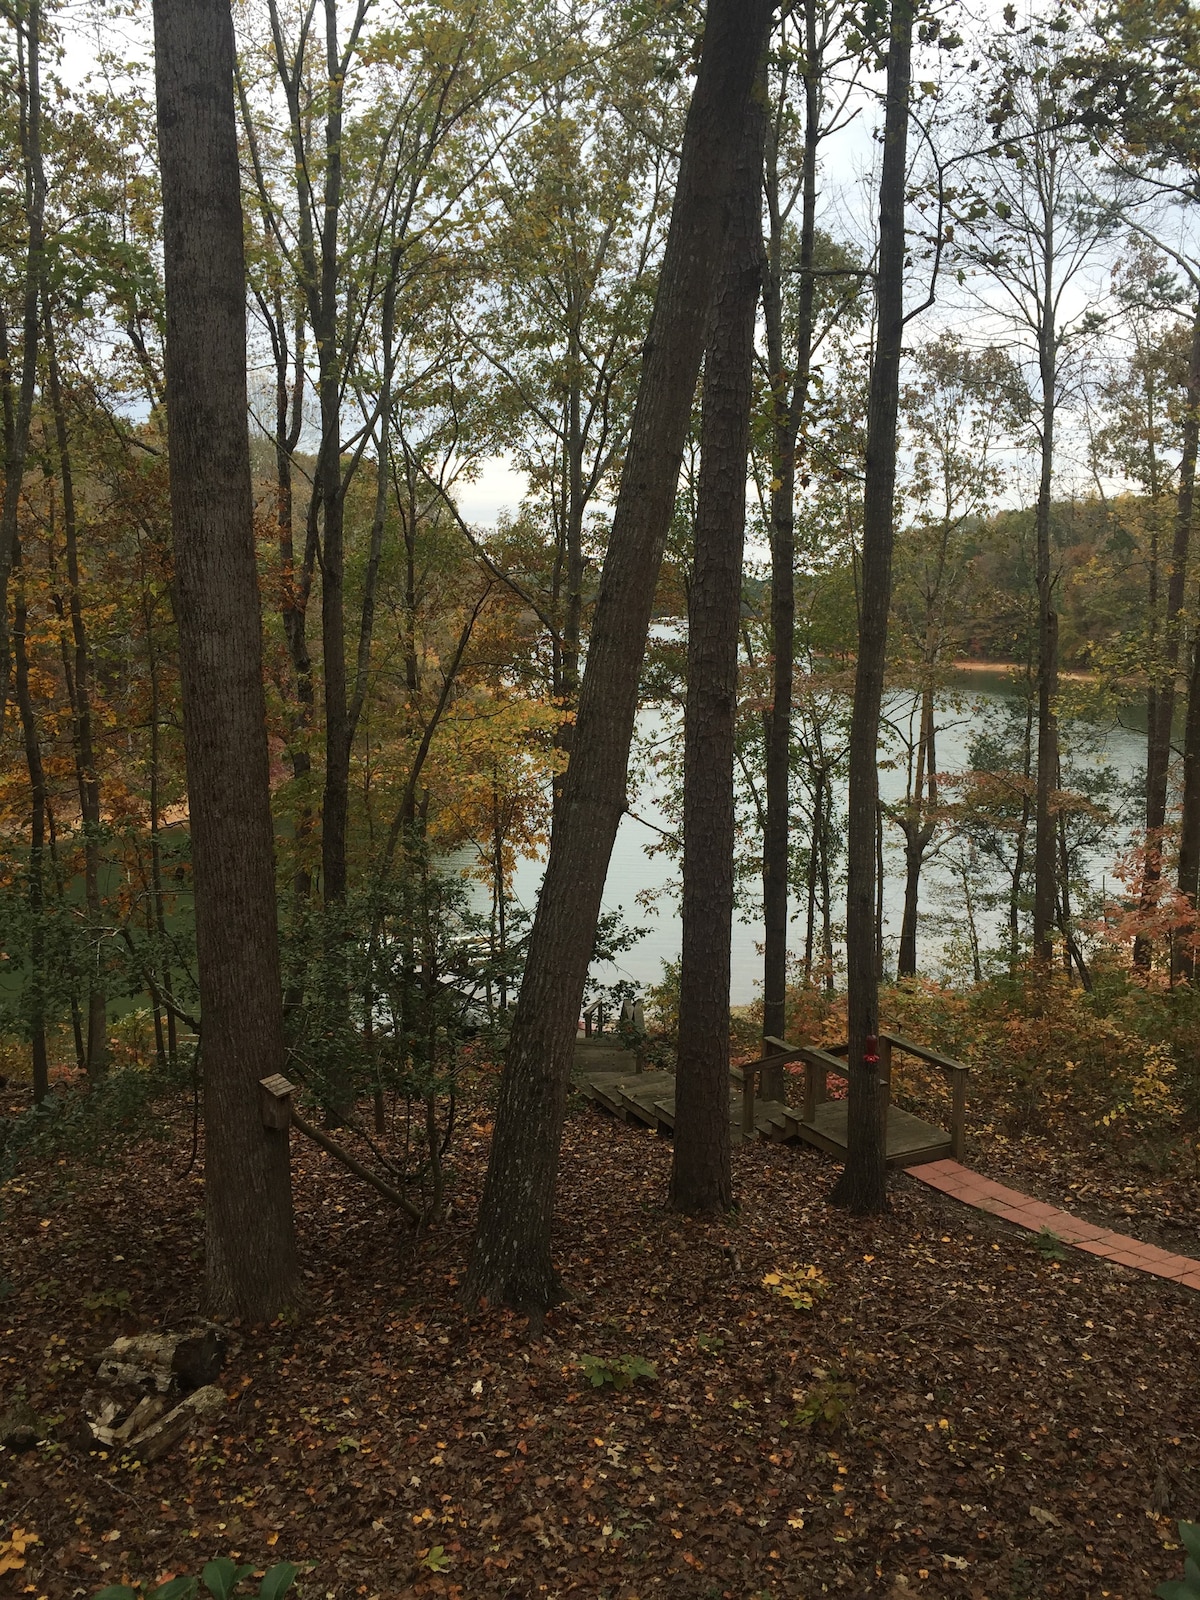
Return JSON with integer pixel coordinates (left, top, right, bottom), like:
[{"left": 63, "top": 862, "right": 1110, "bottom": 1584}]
[
  {"left": 83, "top": 1384, "right": 225, "bottom": 1461},
  {"left": 82, "top": 1322, "right": 233, "bottom": 1459}
]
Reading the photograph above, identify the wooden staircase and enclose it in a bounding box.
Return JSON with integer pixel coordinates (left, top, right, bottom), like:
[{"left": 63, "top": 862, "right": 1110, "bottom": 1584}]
[{"left": 576, "top": 1062, "right": 795, "bottom": 1146}]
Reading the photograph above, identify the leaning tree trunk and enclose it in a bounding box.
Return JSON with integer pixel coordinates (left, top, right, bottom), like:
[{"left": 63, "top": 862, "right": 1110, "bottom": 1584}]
[
  {"left": 153, "top": 0, "right": 299, "bottom": 1320},
  {"left": 830, "top": 0, "right": 912, "bottom": 1217},
  {"left": 670, "top": 95, "right": 764, "bottom": 1217},
  {"left": 464, "top": 0, "right": 776, "bottom": 1315},
  {"left": 1141, "top": 298, "right": 1200, "bottom": 968}
]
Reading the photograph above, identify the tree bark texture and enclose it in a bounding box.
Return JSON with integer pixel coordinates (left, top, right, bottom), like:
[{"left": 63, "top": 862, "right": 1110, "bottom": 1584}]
[
  {"left": 47, "top": 335, "right": 108, "bottom": 1076},
  {"left": 153, "top": 0, "right": 299, "bottom": 1320},
  {"left": 12, "top": 538, "right": 50, "bottom": 1104},
  {"left": 760, "top": 5, "right": 820, "bottom": 1095},
  {"left": 830, "top": 0, "right": 912, "bottom": 1216},
  {"left": 0, "top": 0, "right": 45, "bottom": 723},
  {"left": 1032, "top": 253, "right": 1059, "bottom": 962},
  {"left": 670, "top": 95, "right": 764, "bottom": 1217},
  {"left": 896, "top": 687, "right": 936, "bottom": 978},
  {"left": 464, "top": 0, "right": 776, "bottom": 1313},
  {"left": 1176, "top": 608, "right": 1200, "bottom": 981},
  {"left": 1142, "top": 298, "right": 1200, "bottom": 968}
]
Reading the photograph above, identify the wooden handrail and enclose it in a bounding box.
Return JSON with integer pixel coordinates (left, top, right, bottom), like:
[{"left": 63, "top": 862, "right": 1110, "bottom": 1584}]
[
  {"left": 880, "top": 1031, "right": 971, "bottom": 1079},
  {"left": 880, "top": 1031, "right": 970, "bottom": 1161},
  {"left": 748, "top": 1029, "right": 970, "bottom": 1161}
]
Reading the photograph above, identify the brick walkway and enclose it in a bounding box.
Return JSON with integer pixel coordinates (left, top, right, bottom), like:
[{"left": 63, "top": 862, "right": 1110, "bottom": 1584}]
[{"left": 908, "top": 1158, "right": 1200, "bottom": 1290}]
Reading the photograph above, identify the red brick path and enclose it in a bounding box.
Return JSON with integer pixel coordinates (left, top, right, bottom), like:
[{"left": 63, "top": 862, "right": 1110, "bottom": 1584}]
[{"left": 908, "top": 1158, "right": 1200, "bottom": 1290}]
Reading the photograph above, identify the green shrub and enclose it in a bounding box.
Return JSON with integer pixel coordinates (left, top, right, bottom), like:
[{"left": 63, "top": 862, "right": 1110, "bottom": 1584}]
[{"left": 576, "top": 1353, "right": 657, "bottom": 1391}]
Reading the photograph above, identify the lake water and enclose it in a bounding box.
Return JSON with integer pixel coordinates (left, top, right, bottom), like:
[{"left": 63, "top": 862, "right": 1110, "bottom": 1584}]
[{"left": 461, "top": 667, "right": 1150, "bottom": 1007}]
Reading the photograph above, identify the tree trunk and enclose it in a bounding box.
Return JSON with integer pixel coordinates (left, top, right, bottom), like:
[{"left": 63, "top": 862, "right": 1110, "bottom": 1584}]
[
  {"left": 153, "top": 0, "right": 299, "bottom": 1320},
  {"left": 895, "top": 689, "right": 936, "bottom": 978},
  {"left": 1143, "top": 298, "right": 1200, "bottom": 968},
  {"left": 1176, "top": 620, "right": 1200, "bottom": 980},
  {"left": 830, "top": 0, "right": 912, "bottom": 1216},
  {"left": 1032, "top": 302, "right": 1059, "bottom": 963},
  {"left": 760, "top": 5, "right": 820, "bottom": 1091},
  {"left": 464, "top": 0, "right": 775, "bottom": 1314},
  {"left": 0, "top": 0, "right": 45, "bottom": 722},
  {"left": 12, "top": 538, "right": 49, "bottom": 1104},
  {"left": 670, "top": 96, "right": 764, "bottom": 1216},
  {"left": 47, "top": 331, "right": 108, "bottom": 1076}
]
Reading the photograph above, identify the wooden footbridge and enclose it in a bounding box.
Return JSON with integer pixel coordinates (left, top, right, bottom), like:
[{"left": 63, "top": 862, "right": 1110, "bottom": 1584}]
[{"left": 576, "top": 1003, "right": 969, "bottom": 1166}]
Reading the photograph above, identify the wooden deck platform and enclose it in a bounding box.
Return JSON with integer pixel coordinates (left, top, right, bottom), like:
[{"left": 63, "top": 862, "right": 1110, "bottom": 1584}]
[
  {"left": 792, "top": 1099, "right": 953, "bottom": 1167},
  {"left": 574, "top": 1030, "right": 962, "bottom": 1165}
]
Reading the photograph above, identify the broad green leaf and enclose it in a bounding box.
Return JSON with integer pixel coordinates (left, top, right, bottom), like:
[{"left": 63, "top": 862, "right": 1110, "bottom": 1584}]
[
  {"left": 258, "top": 1563, "right": 299, "bottom": 1600},
  {"left": 201, "top": 1559, "right": 255, "bottom": 1600},
  {"left": 1183, "top": 1525, "right": 1200, "bottom": 1567},
  {"left": 150, "top": 1581, "right": 199, "bottom": 1600},
  {"left": 93, "top": 1589, "right": 139, "bottom": 1600},
  {"left": 1155, "top": 1582, "right": 1199, "bottom": 1600}
]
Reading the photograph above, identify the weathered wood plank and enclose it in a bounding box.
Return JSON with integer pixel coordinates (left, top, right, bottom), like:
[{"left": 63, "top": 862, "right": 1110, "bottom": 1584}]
[{"left": 797, "top": 1100, "right": 952, "bottom": 1168}]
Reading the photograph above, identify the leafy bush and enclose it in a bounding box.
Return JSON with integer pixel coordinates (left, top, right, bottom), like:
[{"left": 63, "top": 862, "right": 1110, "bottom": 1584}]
[
  {"left": 0, "top": 1048, "right": 194, "bottom": 1188},
  {"left": 576, "top": 1353, "right": 658, "bottom": 1390},
  {"left": 880, "top": 970, "right": 1189, "bottom": 1151},
  {"left": 762, "top": 1265, "right": 829, "bottom": 1311},
  {"left": 787, "top": 1372, "right": 856, "bottom": 1433}
]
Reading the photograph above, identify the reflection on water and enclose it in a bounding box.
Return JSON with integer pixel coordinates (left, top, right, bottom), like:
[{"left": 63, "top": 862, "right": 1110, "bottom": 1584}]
[{"left": 458, "top": 671, "right": 1148, "bottom": 1007}]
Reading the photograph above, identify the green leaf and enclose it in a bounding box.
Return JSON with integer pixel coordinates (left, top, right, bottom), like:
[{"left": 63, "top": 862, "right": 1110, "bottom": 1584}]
[
  {"left": 150, "top": 1581, "right": 199, "bottom": 1600},
  {"left": 93, "top": 1589, "right": 139, "bottom": 1600},
  {"left": 201, "top": 1559, "right": 255, "bottom": 1600},
  {"left": 1183, "top": 1525, "right": 1200, "bottom": 1567},
  {"left": 1154, "top": 1583, "right": 1197, "bottom": 1600},
  {"left": 258, "top": 1563, "right": 299, "bottom": 1600}
]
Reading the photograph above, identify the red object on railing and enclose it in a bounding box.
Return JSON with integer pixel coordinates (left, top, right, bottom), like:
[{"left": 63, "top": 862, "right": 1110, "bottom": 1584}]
[{"left": 864, "top": 1034, "right": 878, "bottom": 1064}]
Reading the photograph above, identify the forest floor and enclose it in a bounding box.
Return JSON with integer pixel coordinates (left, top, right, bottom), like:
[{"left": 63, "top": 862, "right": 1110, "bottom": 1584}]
[{"left": 0, "top": 1082, "right": 1197, "bottom": 1600}]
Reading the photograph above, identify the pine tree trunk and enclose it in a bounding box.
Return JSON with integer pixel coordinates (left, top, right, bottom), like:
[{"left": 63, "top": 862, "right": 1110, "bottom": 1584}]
[
  {"left": 670, "top": 95, "right": 764, "bottom": 1217},
  {"left": 153, "top": 0, "right": 299, "bottom": 1321},
  {"left": 464, "top": 0, "right": 776, "bottom": 1315},
  {"left": 830, "top": 0, "right": 912, "bottom": 1216}
]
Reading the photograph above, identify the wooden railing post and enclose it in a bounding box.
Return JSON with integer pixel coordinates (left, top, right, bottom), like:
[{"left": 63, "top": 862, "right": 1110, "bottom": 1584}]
[
  {"left": 950, "top": 1066, "right": 967, "bottom": 1160},
  {"left": 742, "top": 1064, "right": 756, "bottom": 1138},
  {"left": 878, "top": 1035, "right": 893, "bottom": 1105}
]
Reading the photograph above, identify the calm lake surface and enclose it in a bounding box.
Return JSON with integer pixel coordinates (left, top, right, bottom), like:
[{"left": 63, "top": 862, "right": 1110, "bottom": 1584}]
[{"left": 466, "top": 668, "right": 1150, "bottom": 1007}]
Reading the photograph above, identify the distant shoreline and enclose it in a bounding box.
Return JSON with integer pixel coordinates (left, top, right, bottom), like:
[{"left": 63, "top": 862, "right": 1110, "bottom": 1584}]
[{"left": 950, "top": 659, "right": 1134, "bottom": 688}]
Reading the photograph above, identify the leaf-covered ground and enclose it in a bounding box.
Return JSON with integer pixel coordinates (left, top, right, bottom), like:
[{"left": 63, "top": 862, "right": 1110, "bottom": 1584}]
[{"left": 1, "top": 1092, "right": 1197, "bottom": 1600}]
